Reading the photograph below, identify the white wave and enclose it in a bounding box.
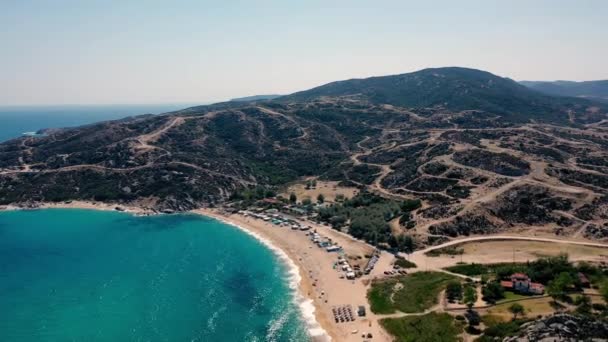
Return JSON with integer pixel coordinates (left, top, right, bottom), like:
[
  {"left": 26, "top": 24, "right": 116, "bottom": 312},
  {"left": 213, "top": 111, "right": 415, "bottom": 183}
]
[
  {"left": 206, "top": 215, "right": 331, "bottom": 341},
  {"left": 206, "top": 305, "right": 226, "bottom": 332},
  {"left": 266, "top": 307, "right": 290, "bottom": 342}
]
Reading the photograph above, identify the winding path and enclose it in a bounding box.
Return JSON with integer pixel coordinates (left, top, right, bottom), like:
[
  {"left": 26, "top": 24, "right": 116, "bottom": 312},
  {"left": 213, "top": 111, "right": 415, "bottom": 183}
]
[
  {"left": 417, "top": 235, "right": 608, "bottom": 255},
  {"left": 369, "top": 235, "right": 608, "bottom": 319}
]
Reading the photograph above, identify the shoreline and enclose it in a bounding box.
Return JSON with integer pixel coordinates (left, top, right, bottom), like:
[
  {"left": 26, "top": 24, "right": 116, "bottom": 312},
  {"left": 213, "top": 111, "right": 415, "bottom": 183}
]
[
  {"left": 0, "top": 202, "right": 341, "bottom": 341},
  {"left": 195, "top": 208, "right": 332, "bottom": 341},
  {"left": 192, "top": 208, "right": 393, "bottom": 342},
  {"left": 4, "top": 202, "right": 608, "bottom": 341},
  {"left": 0, "top": 200, "right": 155, "bottom": 215}
]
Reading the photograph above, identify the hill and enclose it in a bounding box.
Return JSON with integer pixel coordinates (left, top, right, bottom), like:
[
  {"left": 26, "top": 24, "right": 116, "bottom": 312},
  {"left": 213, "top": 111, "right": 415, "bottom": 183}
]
[
  {"left": 520, "top": 80, "right": 608, "bottom": 103},
  {"left": 0, "top": 67, "right": 607, "bottom": 247},
  {"left": 229, "top": 94, "right": 281, "bottom": 102},
  {"left": 280, "top": 67, "right": 603, "bottom": 124}
]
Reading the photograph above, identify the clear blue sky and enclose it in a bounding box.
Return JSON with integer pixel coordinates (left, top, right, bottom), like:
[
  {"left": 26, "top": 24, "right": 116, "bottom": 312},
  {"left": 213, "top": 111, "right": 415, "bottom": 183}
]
[{"left": 2, "top": 0, "right": 607, "bottom": 105}]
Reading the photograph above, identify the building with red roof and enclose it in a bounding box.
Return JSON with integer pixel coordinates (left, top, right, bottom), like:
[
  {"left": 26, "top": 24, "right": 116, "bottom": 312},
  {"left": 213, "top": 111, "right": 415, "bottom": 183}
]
[{"left": 501, "top": 273, "right": 544, "bottom": 295}]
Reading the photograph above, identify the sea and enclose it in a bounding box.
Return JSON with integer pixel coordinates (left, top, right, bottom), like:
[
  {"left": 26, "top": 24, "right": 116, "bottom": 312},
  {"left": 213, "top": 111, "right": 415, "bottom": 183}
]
[
  {"left": 0, "top": 209, "right": 310, "bottom": 341},
  {"left": 0, "top": 104, "right": 196, "bottom": 142}
]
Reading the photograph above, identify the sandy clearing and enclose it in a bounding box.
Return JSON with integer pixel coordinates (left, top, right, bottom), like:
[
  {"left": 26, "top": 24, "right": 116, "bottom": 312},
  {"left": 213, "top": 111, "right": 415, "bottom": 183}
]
[{"left": 283, "top": 180, "right": 360, "bottom": 203}]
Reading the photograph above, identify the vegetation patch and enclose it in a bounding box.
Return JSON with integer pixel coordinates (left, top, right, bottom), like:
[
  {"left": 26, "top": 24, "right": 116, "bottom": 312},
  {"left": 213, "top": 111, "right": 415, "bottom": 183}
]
[
  {"left": 425, "top": 246, "right": 464, "bottom": 257},
  {"left": 428, "top": 213, "right": 499, "bottom": 237},
  {"left": 497, "top": 291, "right": 528, "bottom": 303},
  {"left": 380, "top": 313, "right": 462, "bottom": 342},
  {"left": 394, "top": 256, "right": 417, "bottom": 269},
  {"left": 317, "top": 192, "right": 420, "bottom": 250},
  {"left": 476, "top": 318, "right": 526, "bottom": 341},
  {"left": 490, "top": 185, "right": 572, "bottom": 225},
  {"left": 453, "top": 149, "right": 530, "bottom": 176},
  {"left": 368, "top": 272, "right": 455, "bottom": 314}
]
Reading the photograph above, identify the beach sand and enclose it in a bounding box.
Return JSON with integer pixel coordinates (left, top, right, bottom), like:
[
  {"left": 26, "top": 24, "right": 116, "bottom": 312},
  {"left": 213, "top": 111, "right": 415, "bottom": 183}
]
[
  {"left": 194, "top": 208, "right": 395, "bottom": 342},
  {"left": 1, "top": 200, "right": 154, "bottom": 215}
]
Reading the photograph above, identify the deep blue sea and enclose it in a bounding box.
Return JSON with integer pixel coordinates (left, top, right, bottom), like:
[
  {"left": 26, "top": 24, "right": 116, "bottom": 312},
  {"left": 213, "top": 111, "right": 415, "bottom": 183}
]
[
  {"left": 0, "top": 209, "right": 309, "bottom": 341},
  {"left": 0, "top": 104, "right": 196, "bottom": 142}
]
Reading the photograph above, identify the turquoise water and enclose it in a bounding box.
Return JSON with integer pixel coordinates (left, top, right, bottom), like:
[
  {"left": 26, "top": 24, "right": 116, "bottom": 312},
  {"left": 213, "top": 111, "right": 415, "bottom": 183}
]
[
  {"left": 0, "top": 209, "right": 309, "bottom": 341},
  {"left": 0, "top": 104, "right": 197, "bottom": 142}
]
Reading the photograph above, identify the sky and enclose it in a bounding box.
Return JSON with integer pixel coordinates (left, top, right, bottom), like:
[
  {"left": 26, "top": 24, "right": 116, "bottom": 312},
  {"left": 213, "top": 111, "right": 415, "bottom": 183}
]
[{"left": 1, "top": 0, "right": 607, "bottom": 105}]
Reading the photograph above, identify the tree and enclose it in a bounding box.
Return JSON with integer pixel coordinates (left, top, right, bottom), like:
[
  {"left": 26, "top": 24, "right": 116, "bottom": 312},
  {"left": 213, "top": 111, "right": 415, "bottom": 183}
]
[
  {"left": 289, "top": 192, "right": 297, "bottom": 204},
  {"left": 508, "top": 303, "right": 525, "bottom": 320},
  {"left": 265, "top": 188, "right": 276, "bottom": 198},
  {"left": 317, "top": 193, "right": 325, "bottom": 203},
  {"left": 401, "top": 235, "right": 415, "bottom": 254},
  {"left": 388, "top": 235, "right": 415, "bottom": 254},
  {"left": 464, "top": 309, "right": 481, "bottom": 326},
  {"left": 312, "top": 179, "right": 317, "bottom": 188},
  {"left": 329, "top": 215, "right": 346, "bottom": 228},
  {"left": 547, "top": 272, "right": 574, "bottom": 304},
  {"left": 399, "top": 212, "right": 412, "bottom": 225},
  {"left": 575, "top": 295, "right": 592, "bottom": 315},
  {"left": 255, "top": 186, "right": 266, "bottom": 199},
  {"left": 302, "top": 197, "right": 312, "bottom": 206},
  {"left": 463, "top": 285, "right": 478, "bottom": 310},
  {"left": 601, "top": 281, "right": 608, "bottom": 303},
  {"left": 446, "top": 281, "right": 463, "bottom": 302},
  {"left": 401, "top": 199, "right": 422, "bottom": 212},
  {"left": 482, "top": 281, "right": 505, "bottom": 304}
]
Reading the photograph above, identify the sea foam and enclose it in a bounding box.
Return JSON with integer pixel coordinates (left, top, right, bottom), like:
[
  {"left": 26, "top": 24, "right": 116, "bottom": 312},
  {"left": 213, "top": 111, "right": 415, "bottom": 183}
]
[{"left": 208, "top": 214, "right": 331, "bottom": 341}]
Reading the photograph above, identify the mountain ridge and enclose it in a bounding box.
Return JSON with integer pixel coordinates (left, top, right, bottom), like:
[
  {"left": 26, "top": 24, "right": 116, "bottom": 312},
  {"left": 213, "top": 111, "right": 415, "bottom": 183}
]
[
  {"left": 520, "top": 79, "right": 608, "bottom": 103},
  {"left": 229, "top": 94, "right": 282, "bottom": 102},
  {"left": 1, "top": 66, "right": 607, "bottom": 247},
  {"left": 278, "top": 67, "right": 606, "bottom": 125}
]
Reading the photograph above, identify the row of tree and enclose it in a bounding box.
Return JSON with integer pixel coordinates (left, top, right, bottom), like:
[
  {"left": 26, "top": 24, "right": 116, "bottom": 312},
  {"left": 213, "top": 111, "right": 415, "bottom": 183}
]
[{"left": 316, "top": 191, "right": 421, "bottom": 249}]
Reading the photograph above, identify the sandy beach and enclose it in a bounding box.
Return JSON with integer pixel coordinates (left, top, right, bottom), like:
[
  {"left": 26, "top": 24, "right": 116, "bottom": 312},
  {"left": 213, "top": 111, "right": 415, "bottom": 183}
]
[
  {"left": 1, "top": 200, "right": 154, "bottom": 215},
  {"left": 194, "top": 208, "right": 395, "bottom": 342}
]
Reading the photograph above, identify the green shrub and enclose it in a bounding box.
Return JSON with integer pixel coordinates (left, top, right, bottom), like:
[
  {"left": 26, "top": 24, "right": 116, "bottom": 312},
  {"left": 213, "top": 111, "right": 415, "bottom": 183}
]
[
  {"left": 381, "top": 313, "right": 461, "bottom": 342},
  {"left": 394, "top": 257, "right": 417, "bottom": 269}
]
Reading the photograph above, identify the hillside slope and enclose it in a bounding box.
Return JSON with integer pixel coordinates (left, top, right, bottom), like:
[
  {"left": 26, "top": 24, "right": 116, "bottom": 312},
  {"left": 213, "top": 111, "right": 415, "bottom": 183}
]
[
  {"left": 229, "top": 94, "right": 281, "bottom": 102},
  {"left": 521, "top": 80, "right": 608, "bottom": 103},
  {"left": 1, "top": 67, "right": 607, "bottom": 245},
  {"left": 281, "top": 67, "right": 604, "bottom": 124}
]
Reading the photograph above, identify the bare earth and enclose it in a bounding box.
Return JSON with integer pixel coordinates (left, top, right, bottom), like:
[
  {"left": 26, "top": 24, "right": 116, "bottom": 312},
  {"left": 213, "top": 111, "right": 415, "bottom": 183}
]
[
  {"left": 283, "top": 180, "right": 360, "bottom": 203},
  {"left": 409, "top": 236, "right": 608, "bottom": 277},
  {"left": 1, "top": 200, "right": 153, "bottom": 215}
]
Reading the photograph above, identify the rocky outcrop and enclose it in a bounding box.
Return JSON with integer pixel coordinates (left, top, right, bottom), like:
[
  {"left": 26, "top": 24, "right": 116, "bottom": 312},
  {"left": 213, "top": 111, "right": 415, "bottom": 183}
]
[
  {"left": 584, "top": 223, "right": 608, "bottom": 240},
  {"left": 489, "top": 185, "right": 572, "bottom": 225},
  {"left": 428, "top": 212, "right": 499, "bottom": 237},
  {"left": 503, "top": 314, "right": 608, "bottom": 342}
]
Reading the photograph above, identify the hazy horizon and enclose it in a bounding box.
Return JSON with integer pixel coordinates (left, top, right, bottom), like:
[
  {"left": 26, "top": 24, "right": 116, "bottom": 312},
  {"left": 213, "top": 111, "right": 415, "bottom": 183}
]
[{"left": 2, "top": 0, "right": 607, "bottom": 106}]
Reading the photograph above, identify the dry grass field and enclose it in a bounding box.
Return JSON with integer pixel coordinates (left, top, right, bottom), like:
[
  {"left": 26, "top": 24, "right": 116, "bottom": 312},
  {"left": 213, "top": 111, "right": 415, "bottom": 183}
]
[
  {"left": 458, "top": 240, "right": 608, "bottom": 264},
  {"left": 282, "top": 180, "right": 359, "bottom": 203}
]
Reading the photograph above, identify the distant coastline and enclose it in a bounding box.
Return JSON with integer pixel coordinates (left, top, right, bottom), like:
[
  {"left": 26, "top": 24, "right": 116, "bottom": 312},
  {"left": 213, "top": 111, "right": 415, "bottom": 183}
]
[{"left": 0, "top": 104, "right": 197, "bottom": 142}]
